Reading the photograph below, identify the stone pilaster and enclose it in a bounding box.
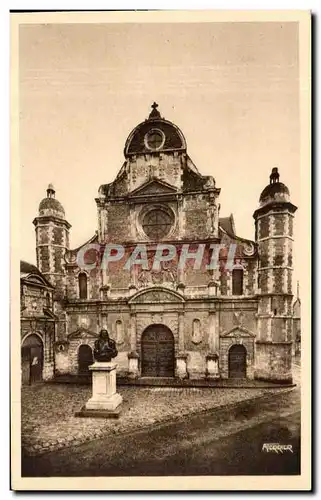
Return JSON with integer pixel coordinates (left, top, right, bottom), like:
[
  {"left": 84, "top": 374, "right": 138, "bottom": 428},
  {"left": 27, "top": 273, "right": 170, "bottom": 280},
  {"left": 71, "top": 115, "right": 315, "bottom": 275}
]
[
  {"left": 178, "top": 311, "right": 185, "bottom": 353},
  {"left": 208, "top": 311, "right": 218, "bottom": 353},
  {"left": 128, "top": 312, "right": 139, "bottom": 378},
  {"left": 226, "top": 270, "right": 232, "bottom": 296},
  {"left": 206, "top": 311, "right": 219, "bottom": 378},
  {"left": 175, "top": 312, "right": 188, "bottom": 379}
]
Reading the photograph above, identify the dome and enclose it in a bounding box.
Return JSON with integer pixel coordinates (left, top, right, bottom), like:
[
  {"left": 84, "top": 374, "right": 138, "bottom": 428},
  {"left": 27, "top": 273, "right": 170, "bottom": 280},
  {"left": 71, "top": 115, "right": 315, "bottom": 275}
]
[
  {"left": 38, "top": 184, "right": 65, "bottom": 218},
  {"left": 124, "top": 102, "right": 187, "bottom": 157},
  {"left": 259, "top": 168, "right": 290, "bottom": 207}
]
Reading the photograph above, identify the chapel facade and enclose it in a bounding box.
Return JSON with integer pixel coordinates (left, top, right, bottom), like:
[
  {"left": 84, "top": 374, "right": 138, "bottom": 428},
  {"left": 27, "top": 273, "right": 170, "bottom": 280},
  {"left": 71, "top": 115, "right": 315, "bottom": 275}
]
[{"left": 24, "top": 103, "right": 298, "bottom": 384}]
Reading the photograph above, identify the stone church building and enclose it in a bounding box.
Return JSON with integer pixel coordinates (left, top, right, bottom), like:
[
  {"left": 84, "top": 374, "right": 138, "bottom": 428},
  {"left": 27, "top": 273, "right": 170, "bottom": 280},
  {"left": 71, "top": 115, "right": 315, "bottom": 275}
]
[{"left": 21, "top": 103, "right": 298, "bottom": 385}]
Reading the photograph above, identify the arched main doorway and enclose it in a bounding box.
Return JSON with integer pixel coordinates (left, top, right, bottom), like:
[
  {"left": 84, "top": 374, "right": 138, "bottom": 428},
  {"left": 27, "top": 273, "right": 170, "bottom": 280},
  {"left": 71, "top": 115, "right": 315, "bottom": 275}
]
[
  {"left": 228, "top": 344, "right": 247, "bottom": 378},
  {"left": 141, "top": 325, "right": 175, "bottom": 377},
  {"left": 21, "top": 334, "right": 43, "bottom": 385},
  {"left": 78, "top": 344, "right": 93, "bottom": 374}
]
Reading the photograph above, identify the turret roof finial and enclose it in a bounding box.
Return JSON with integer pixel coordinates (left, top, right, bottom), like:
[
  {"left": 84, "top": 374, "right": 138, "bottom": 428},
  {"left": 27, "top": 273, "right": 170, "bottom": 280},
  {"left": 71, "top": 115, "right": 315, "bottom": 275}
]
[
  {"left": 270, "top": 167, "right": 280, "bottom": 184},
  {"left": 47, "top": 183, "right": 55, "bottom": 198}
]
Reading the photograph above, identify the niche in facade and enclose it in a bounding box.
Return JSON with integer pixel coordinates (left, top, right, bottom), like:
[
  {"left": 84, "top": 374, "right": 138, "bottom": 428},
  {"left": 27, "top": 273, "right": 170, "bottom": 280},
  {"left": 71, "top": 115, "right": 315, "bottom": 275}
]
[
  {"left": 192, "top": 319, "right": 202, "bottom": 344},
  {"left": 115, "top": 320, "right": 124, "bottom": 345}
]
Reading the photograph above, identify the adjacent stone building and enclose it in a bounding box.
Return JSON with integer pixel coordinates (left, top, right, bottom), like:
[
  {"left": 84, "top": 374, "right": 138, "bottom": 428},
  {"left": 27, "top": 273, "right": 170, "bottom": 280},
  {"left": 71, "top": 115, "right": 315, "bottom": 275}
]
[
  {"left": 20, "top": 261, "right": 56, "bottom": 384},
  {"left": 24, "top": 103, "right": 298, "bottom": 384}
]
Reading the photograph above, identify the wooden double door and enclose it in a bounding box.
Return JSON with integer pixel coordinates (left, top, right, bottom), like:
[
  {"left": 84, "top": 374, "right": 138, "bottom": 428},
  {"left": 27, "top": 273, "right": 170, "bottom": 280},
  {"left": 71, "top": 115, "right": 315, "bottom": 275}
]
[
  {"left": 141, "top": 325, "right": 175, "bottom": 377},
  {"left": 228, "top": 344, "right": 247, "bottom": 378}
]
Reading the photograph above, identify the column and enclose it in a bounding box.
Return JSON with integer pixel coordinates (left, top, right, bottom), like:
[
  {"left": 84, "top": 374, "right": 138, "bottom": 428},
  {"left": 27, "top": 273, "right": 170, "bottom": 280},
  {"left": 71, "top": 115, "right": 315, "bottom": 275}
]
[
  {"left": 178, "top": 311, "right": 185, "bottom": 353},
  {"left": 130, "top": 312, "right": 137, "bottom": 353},
  {"left": 176, "top": 311, "right": 188, "bottom": 379},
  {"left": 206, "top": 311, "right": 220, "bottom": 378},
  {"left": 208, "top": 311, "right": 218, "bottom": 353},
  {"left": 128, "top": 312, "right": 139, "bottom": 378}
]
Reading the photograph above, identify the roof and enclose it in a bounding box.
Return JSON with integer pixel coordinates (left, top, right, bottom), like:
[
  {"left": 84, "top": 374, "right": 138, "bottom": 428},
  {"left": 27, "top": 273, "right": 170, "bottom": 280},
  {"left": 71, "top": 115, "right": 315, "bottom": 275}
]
[
  {"left": 20, "top": 260, "right": 41, "bottom": 275},
  {"left": 20, "top": 260, "right": 54, "bottom": 288},
  {"left": 124, "top": 103, "right": 187, "bottom": 157},
  {"left": 219, "top": 215, "right": 236, "bottom": 236},
  {"left": 259, "top": 182, "right": 290, "bottom": 203},
  {"left": 39, "top": 197, "right": 65, "bottom": 217}
]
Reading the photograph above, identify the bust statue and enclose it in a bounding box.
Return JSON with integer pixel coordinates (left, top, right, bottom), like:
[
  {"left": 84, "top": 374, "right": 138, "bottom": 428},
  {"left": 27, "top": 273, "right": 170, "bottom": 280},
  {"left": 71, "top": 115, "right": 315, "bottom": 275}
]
[{"left": 94, "top": 329, "right": 118, "bottom": 362}]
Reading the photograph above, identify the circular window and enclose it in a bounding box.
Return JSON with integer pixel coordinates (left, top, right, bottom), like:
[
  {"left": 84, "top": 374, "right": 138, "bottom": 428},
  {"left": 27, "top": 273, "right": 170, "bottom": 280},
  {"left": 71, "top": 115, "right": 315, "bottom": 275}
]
[
  {"left": 145, "top": 129, "right": 165, "bottom": 151},
  {"left": 142, "top": 208, "right": 174, "bottom": 240}
]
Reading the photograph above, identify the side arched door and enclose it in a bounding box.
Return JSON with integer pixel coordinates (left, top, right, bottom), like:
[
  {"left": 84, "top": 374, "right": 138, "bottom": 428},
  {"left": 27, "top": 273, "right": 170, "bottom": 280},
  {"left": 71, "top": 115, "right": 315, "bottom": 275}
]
[
  {"left": 21, "top": 334, "right": 43, "bottom": 385},
  {"left": 78, "top": 345, "right": 93, "bottom": 374},
  {"left": 228, "top": 344, "right": 247, "bottom": 378}
]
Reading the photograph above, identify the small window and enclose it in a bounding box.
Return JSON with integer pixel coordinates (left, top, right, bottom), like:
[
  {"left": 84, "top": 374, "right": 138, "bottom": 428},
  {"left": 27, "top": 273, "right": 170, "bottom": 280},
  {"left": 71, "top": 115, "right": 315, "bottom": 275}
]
[
  {"left": 78, "top": 273, "right": 88, "bottom": 299},
  {"left": 46, "top": 292, "right": 51, "bottom": 309},
  {"left": 232, "top": 269, "right": 243, "bottom": 296}
]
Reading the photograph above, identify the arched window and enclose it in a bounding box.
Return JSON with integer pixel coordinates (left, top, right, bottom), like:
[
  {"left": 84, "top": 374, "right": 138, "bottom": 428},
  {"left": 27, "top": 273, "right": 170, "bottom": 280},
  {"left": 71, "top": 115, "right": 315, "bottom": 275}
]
[
  {"left": 78, "top": 273, "right": 88, "bottom": 299},
  {"left": 232, "top": 269, "right": 243, "bottom": 296}
]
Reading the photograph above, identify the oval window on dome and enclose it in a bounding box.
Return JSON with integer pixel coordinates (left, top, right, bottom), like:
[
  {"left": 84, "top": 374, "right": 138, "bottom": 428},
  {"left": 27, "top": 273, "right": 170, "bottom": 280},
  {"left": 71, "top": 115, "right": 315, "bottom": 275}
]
[
  {"left": 142, "top": 208, "right": 174, "bottom": 240},
  {"left": 145, "top": 129, "right": 165, "bottom": 151}
]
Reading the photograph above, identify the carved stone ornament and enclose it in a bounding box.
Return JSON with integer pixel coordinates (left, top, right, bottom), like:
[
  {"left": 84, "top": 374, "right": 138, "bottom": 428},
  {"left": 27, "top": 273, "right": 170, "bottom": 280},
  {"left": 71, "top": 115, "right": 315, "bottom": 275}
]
[
  {"left": 130, "top": 287, "right": 184, "bottom": 304},
  {"left": 243, "top": 242, "right": 255, "bottom": 256},
  {"left": 233, "top": 311, "right": 244, "bottom": 327},
  {"left": 204, "top": 176, "right": 215, "bottom": 189},
  {"left": 137, "top": 263, "right": 177, "bottom": 288}
]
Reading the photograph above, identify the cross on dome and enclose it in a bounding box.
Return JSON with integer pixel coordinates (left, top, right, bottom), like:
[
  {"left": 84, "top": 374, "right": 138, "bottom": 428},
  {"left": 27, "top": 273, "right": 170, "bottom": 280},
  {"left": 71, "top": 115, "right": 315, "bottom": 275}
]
[{"left": 148, "top": 101, "right": 162, "bottom": 119}]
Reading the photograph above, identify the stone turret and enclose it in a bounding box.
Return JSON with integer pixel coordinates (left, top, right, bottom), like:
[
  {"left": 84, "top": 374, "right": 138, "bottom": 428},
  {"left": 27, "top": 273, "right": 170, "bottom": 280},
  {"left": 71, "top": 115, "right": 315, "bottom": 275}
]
[
  {"left": 253, "top": 168, "right": 297, "bottom": 383},
  {"left": 33, "top": 185, "right": 71, "bottom": 339}
]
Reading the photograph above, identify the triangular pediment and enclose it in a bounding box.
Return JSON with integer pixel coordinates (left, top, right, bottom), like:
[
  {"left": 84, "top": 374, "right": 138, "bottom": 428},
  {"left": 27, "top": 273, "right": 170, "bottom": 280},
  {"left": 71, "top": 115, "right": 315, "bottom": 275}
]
[
  {"left": 129, "top": 178, "right": 177, "bottom": 197},
  {"left": 67, "top": 328, "right": 98, "bottom": 340},
  {"left": 129, "top": 286, "right": 185, "bottom": 304},
  {"left": 220, "top": 326, "right": 256, "bottom": 338},
  {"left": 43, "top": 308, "right": 58, "bottom": 319}
]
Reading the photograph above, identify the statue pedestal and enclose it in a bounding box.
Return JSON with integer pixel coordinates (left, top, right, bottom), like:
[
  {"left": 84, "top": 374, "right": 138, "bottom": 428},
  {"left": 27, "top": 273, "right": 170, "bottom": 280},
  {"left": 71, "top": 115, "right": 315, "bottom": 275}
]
[
  {"left": 75, "top": 362, "right": 122, "bottom": 418},
  {"left": 206, "top": 354, "right": 220, "bottom": 379}
]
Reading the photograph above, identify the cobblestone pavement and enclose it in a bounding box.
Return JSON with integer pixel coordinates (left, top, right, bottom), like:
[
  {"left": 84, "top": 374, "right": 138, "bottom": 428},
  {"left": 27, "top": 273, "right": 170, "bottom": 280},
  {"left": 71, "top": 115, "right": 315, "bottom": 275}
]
[{"left": 21, "top": 382, "right": 294, "bottom": 456}]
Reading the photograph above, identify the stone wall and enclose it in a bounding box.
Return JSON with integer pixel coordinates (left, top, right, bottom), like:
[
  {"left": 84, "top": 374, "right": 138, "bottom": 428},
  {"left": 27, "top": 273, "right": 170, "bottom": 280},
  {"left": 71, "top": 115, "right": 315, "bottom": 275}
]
[
  {"left": 106, "top": 204, "right": 131, "bottom": 241},
  {"left": 127, "top": 153, "right": 183, "bottom": 193},
  {"left": 255, "top": 342, "right": 292, "bottom": 383},
  {"left": 183, "top": 194, "right": 210, "bottom": 239}
]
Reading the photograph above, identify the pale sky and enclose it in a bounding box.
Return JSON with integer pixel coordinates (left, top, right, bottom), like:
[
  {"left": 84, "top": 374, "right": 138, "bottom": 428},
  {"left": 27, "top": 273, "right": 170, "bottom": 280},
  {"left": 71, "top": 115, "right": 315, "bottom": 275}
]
[{"left": 19, "top": 21, "right": 300, "bottom": 290}]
